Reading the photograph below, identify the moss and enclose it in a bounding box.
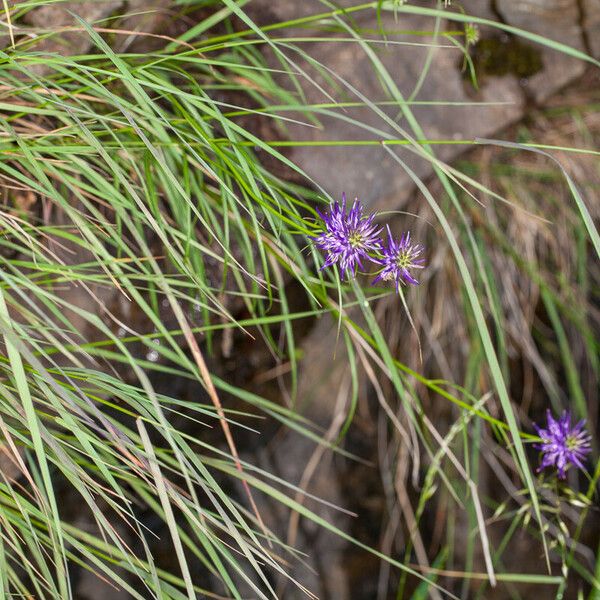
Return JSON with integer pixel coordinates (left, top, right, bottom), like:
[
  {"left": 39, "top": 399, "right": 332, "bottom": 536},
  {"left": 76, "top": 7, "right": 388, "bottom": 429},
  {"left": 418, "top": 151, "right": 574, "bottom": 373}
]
[{"left": 467, "top": 35, "right": 544, "bottom": 80}]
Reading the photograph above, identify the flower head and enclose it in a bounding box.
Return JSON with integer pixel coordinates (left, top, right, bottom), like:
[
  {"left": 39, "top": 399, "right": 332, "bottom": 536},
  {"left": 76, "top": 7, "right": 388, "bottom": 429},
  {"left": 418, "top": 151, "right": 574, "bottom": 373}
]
[
  {"left": 373, "top": 226, "right": 425, "bottom": 291},
  {"left": 465, "top": 23, "right": 480, "bottom": 46},
  {"left": 314, "top": 194, "right": 382, "bottom": 279},
  {"left": 534, "top": 410, "right": 592, "bottom": 479}
]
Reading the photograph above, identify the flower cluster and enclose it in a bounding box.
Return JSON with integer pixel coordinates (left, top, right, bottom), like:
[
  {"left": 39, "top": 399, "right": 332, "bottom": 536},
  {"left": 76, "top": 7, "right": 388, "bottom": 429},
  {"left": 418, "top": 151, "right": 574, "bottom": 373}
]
[
  {"left": 314, "top": 197, "right": 594, "bottom": 481},
  {"left": 534, "top": 410, "right": 592, "bottom": 479},
  {"left": 313, "top": 194, "right": 425, "bottom": 290}
]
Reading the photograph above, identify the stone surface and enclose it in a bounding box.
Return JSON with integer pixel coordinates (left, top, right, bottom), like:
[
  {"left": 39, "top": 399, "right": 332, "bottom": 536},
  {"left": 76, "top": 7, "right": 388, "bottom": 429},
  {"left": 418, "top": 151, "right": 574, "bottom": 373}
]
[
  {"left": 116, "top": 0, "right": 180, "bottom": 52},
  {"left": 250, "top": 1, "right": 526, "bottom": 208},
  {"left": 583, "top": 0, "right": 600, "bottom": 58},
  {"left": 23, "top": 1, "right": 122, "bottom": 27},
  {"left": 76, "top": 568, "right": 130, "bottom": 600},
  {"left": 494, "top": 0, "right": 586, "bottom": 103},
  {"left": 250, "top": 315, "right": 352, "bottom": 599},
  {"left": 20, "top": 1, "right": 123, "bottom": 73},
  {"left": 249, "top": 0, "right": 589, "bottom": 208},
  {"left": 494, "top": 0, "right": 581, "bottom": 36}
]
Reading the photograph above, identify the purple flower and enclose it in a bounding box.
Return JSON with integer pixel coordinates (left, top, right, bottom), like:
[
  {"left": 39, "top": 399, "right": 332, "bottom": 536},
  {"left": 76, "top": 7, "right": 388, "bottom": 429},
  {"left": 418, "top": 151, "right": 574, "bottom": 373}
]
[
  {"left": 373, "top": 226, "right": 425, "bottom": 291},
  {"left": 314, "top": 194, "right": 382, "bottom": 279},
  {"left": 534, "top": 410, "right": 592, "bottom": 479}
]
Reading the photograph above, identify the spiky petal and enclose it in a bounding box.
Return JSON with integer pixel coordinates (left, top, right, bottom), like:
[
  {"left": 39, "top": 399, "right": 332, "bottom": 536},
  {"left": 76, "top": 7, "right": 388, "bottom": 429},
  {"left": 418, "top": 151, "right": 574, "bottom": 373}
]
[
  {"left": 373, "top": 226, "right": 425, "bottom": 291},
  {"left": 314, "top": 194, "right": 382, "bottom": 279},
  {"left": 534, "top": 410, "right": 592, "bottom": 479}
]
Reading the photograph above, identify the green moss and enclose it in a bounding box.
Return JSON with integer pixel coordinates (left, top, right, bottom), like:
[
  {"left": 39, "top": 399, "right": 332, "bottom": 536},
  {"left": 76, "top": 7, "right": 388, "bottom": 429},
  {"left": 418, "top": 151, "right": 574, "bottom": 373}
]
[{"left": 468, "top": 35, "right": 544, "bottom": 79}]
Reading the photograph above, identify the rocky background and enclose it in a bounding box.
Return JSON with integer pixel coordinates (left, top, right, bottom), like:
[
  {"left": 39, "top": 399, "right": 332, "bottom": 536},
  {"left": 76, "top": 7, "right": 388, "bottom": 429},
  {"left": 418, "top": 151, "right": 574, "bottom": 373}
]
[{"left": 14, "top": 0, "right": 600, "bottom": 200}]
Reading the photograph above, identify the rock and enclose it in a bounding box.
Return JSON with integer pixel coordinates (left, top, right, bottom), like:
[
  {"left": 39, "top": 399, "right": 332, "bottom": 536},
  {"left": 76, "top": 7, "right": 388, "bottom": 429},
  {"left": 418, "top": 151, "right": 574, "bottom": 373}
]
[
  {"left": 21, "top": 1, "right": 124, "bottom": 74},
  {"left": 457, "top": 1, "right": 498, "bottom": 21},
  {"left": 251, "top": 316, "right": 351, "bottom": 599},
  {"left": 116, "top": 0, "right": 179, "bottom": 53},
  {"left": 248, "top": 0, "right": 588, "bottom": 208},
  {"left": 583, "top": 0, "right": 600, "bottom": 58},
  {"left": 23, "top": 1, "right": 122, "bottom": 28},
  {"left": 76, "top": 569, "right": 130, "bottom": 600},
  {"left": 494, "top": 0, "right": 586, "bottom": 102},
  {"left": 249, "top": 2, "right": 526, "bottom": 208},
  {"left": 19, "top": 0, "right": 180, "bottom": 57}
]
